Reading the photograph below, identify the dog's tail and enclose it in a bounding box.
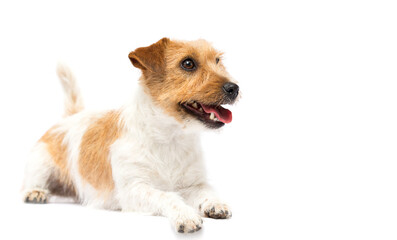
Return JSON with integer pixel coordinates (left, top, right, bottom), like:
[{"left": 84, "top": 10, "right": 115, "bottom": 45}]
[{"left": 56, "top": 63, "right": 84, "bottom": 117}]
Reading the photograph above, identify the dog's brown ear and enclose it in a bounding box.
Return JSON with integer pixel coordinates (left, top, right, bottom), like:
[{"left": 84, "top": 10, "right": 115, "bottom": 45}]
[{"left": 128, "top": 38, "right": 170, "bottom": 72}]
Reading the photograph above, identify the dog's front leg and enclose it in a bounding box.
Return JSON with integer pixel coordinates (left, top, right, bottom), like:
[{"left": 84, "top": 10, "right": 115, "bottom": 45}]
[
  {"left": 112, "top": 161, "right": 203, "bottom": 233},
  {"left": 180, "top": 183, "right": 232, "bottom": 219},
  {"left": 117, "top": 182, "right": 203, "bottom": 233}
]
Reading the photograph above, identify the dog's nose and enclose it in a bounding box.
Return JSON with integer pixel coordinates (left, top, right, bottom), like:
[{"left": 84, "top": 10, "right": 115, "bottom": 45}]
[{"left": 222, "top": 82, "right": 239, "bottom": 100}]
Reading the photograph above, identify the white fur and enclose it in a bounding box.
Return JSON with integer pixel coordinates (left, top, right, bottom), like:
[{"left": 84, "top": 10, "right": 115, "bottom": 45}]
[
  {"left": 22, "top": 142, "right": 53, "bottom": 197},
  {"left": 22, "top": 66, "right": 231, "bottom": 233},
  {"left": 56, "top": 63, "right": 84, "bottom": 117}
]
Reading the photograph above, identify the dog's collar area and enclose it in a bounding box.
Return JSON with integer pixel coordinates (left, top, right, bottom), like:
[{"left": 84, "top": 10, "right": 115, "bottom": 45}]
[{"left": 180, "top": 101, "right": 232, "bottom": 128}]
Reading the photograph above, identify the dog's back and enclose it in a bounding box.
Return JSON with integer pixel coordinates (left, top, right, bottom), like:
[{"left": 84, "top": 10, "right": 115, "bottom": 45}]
[
  {"left": 22, "top": 39, "right": 237, "bottom": 233},
  {"left": 22, "top": 65, "right": 119, "bottom": 207}
]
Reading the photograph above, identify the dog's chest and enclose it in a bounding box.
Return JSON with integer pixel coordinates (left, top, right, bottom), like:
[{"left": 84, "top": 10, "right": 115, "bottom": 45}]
[{"left": 144, "top": 137, "right": 204, "bottom": 191}]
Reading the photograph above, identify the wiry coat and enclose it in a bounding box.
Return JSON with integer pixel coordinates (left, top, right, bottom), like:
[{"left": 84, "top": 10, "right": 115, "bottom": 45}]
[{"left": 22, "top": 38, "right": 237, "bottom": 233}]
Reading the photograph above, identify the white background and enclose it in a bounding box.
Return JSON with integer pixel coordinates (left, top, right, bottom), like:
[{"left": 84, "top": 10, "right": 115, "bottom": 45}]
[{"left": 1, "top": 0, "right": 396, "bottom": 239}]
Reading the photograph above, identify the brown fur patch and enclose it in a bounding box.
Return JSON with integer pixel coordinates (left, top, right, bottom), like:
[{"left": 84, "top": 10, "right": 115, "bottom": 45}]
[
  {"left": 129, "top": 38, "right": 234, "bottom": 123},
  {"left": 129, "top": 38, "right": 169, "bottom": 73},
  {"left": 78, "top": 110, "right": 121, "bottom": 193},
  {"left": 40, "top": 127, "right": 76, "bottom": 197}
]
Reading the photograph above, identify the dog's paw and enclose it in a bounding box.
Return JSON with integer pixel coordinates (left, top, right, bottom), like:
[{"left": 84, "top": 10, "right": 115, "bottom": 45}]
[
  {"left": 24, "top": 189, "right": 48, "bottom": 204},
  {"left": 172, "top": 208, "right": 203, "bottom": 233},
  {"left": 200, "top": 201, "right": 232, "bottom": 219}
]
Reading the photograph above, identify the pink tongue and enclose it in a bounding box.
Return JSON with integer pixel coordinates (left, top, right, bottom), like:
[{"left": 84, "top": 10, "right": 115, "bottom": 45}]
[{"left": 201, "top": 105, "right": 232, "bottom": 124}]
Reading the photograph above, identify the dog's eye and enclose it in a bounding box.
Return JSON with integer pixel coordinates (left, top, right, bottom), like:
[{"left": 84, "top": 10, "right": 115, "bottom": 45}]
[
  {"left": 181, "top": 58, "right": 196, "bottom": 71},
  {"left": 216, "top": 58, "right": 220, "bottom": 64}
]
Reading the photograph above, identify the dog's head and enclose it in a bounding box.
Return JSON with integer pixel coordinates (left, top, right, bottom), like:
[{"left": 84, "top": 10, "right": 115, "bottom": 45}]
[{"left": 129, "top": 38, "right": 239, "bottom": 129}]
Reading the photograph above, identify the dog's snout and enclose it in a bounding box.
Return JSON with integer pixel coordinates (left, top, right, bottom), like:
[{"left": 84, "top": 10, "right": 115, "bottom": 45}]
[{"left": 222, "top": 82, "right": 239, "bottom": 100}]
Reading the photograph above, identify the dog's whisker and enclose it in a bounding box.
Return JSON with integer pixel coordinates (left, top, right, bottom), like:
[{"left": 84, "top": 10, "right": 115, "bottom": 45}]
[{"left": 23, "top": 38, "right": 238, "bottom": 234}]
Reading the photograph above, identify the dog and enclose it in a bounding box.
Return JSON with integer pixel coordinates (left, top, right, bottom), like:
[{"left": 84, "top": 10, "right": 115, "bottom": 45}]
[{"left": 22, "top": 38, "right": 239, "bottom": 233}]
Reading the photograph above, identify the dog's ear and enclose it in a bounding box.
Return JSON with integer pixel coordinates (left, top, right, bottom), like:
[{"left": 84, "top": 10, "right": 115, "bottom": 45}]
[{"left": 128, "top": 38, "right": 170, "bottom": 73}]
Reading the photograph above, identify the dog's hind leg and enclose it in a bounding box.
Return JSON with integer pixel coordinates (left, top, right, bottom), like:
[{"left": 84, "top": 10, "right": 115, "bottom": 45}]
[{"left": 22, "top": 142, "right": 55, "bottom": 204}]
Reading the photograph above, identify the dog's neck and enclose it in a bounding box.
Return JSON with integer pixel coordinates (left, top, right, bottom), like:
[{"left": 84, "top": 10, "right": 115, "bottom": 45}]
[{"left": 120, "top": 84, "right": 199, "bottom": 142}]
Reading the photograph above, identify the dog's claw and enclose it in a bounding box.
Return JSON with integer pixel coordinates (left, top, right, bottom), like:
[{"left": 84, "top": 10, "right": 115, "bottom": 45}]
[
  {"left": 174, "top": 211, "right": 203, "bottom": 233},
  {"left": 24, "top": 190, "right": 48, "bottom": 204},
  {"left": 202, "top": 202, "right": 232, "bottom": 219}
]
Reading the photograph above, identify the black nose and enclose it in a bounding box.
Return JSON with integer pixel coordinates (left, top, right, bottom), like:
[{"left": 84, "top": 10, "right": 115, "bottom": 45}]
[{"left": 222, "top": 82, "right": 239, "bottom": 100}]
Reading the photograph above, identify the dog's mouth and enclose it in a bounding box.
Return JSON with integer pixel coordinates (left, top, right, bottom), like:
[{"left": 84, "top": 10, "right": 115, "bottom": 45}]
[{"left": 180, "top": 101, "right": 232, "bottom": 129}]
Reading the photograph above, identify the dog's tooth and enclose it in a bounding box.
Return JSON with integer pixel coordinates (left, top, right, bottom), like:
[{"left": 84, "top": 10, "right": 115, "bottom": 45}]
[
  {"left": 199, "top": 108, "right": 203, "bottom": 112},
  {"left": 214, "top": 117, "right": 219, "bottom": 121},
  {"left": 210, "top": 113, "right": 215, "bottom": 120},
  {"left": 192, "top": 102, "right": 198, "bottom": 109}
]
